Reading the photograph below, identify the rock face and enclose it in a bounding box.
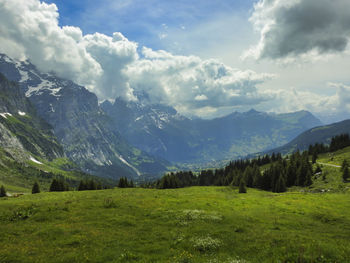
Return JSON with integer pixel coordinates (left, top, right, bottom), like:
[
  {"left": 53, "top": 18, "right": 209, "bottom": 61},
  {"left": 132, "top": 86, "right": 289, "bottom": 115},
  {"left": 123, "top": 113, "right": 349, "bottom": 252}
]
[
  {"left": 0, "top": 54, "right": 169, "bottom": 178},
  {"left": 102, "top": 98, "right": 323, "bottom": 164},
  {"left": 0, "top": 73, "right": 63, "bottom": 161}
]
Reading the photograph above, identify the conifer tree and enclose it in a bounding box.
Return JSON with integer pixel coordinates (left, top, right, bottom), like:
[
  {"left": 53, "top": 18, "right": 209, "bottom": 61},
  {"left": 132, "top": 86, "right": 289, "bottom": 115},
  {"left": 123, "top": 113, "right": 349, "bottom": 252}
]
[
  {"left": 343, "top": 165, "right": 349, "bottom": 182},
  {"left": 341, "top": 159, "right": 348, "bottom": 172},
  {"left": 78, "top": 180, "right": 86, "bottom": 191},
  {"left": 312, "top": 151, "right": 317, "bottom": 164},
  {"left": 0, "top": 185, "right": 6, "bottom": 197},
  {"left": 49, "top": 179, "right": 59, "bottom": 192},
  {"left": 32, "top": 182, "right": 40, "bottom": 194},
  {"left": 274, "top": 175, "right": 286, "bottom": 193},
  {"left": 239, "top": 179, "right": 247, "bottom": 193}
]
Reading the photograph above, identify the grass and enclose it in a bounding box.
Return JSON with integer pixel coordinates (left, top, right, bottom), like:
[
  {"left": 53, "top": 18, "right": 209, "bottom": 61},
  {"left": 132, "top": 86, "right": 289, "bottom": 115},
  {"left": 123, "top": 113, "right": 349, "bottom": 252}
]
[
  {"left": 1, "top": 146, "right": 350, "bottom": 262},
  {"left": 1, "top": 187, "right": 350, "bottom": 262},
  {"left": 318, "top": 146, "right": 350, "bottom": 166}
]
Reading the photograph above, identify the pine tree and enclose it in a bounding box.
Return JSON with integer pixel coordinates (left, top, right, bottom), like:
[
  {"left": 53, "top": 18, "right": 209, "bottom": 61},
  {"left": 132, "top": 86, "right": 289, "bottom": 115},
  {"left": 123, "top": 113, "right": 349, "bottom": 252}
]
[
  {"left": 0, "top": 185, "right": 6, "bottom": 197},
  {"left": 312, "top": 151, "right": 317, "bottom": 164},
  {"left": 78, "top": 180, "right": 86, "bottom": 191},
  {"left": 32, "top": 182, "right": 40, "bottom": 194},
  {"left": 341, "top": 159, "right": 348, "bottom": 172},
  {"left": 343, "top": 166, "right": 349, "bottom": 182},
  {"left": 49, "top": 179, "right": 59, "bottom": 192},
  {"left": 239, "top": 179, "right": 247, "bottom": 193},
  {"left": 274, "top": 175, "right": 286, "bottom": 193}
]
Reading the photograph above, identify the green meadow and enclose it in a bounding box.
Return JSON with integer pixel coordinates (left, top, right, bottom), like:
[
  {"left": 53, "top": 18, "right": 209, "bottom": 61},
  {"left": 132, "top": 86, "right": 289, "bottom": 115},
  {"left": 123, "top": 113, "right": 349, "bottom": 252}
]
[
  {"left": 1, "top": 186, "right": 350, "bottom": 263},
  {"left": 1, "top": 147, "right": 350, "bottom": 262}
]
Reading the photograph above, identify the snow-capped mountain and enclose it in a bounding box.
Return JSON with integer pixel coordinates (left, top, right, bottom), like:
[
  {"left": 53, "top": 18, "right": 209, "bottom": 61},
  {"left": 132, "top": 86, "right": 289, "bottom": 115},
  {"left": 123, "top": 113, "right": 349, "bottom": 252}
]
[
  {"left": 0, "top": 54, "right": 169, "bottom": 178},
  {"left": 102, "top": 97, "right": 323, "bottom": 164}
]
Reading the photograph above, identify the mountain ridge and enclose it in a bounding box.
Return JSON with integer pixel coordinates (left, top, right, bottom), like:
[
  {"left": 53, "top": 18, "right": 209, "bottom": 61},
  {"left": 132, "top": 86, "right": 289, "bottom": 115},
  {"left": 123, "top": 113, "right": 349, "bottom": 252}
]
[
  {"left": 0, "top": 54, "right": 170, "bottom": 179},
  {"left": 102, "top": 96, "right": 322, "bottom": 164}
]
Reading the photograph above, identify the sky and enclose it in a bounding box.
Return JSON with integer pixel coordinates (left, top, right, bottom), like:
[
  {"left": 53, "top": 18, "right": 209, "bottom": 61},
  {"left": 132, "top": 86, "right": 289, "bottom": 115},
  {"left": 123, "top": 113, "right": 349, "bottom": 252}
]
[{"left": 0, "top": 0, "right": 350, "bottom": 123}]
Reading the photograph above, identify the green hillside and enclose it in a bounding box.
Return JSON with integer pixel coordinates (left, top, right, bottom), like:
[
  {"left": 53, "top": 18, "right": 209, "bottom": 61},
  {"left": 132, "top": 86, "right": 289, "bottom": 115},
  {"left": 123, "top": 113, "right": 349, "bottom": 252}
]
[
  {"left": 1, "top": 143, "right": 350, "bottom": 263},
  {"left": 265, "top": 119, "right": 350, "bottom": 155},
  {"left": 1, "top": 186, "right": 350, "bottom": 262},
  {"left": 0, "top": 148, "right": 114, "bottom": 193}
]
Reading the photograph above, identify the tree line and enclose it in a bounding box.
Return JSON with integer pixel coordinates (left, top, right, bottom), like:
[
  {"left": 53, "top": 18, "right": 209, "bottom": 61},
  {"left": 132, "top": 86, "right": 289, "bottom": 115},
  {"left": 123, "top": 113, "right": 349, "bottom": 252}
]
[{"left": 147, "top": 133, "right": 350, "bottom": 193}]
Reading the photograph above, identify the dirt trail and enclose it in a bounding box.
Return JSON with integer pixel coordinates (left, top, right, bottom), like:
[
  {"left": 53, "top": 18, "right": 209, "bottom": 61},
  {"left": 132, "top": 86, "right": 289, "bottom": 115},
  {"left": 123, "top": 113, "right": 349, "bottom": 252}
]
[{"left": 316, "top": 162, "right": 341, "bottom": 168}]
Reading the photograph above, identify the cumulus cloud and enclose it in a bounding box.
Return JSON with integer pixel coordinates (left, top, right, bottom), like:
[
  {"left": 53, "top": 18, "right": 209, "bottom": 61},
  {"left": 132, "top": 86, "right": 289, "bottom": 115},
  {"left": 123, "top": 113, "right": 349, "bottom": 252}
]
[
  {"left": 0, "top": 0, "right": 275, "bottom": 117},
  {"left": 261, "top": 83, "right": 350, "bottom": 123},
  {"left": 0, "top": 0, "right": 138, "bottom": 101},
  {"left": 126, "top": 47, "right": 274, "bottom": 113},
  {"left": 245, "top": 0, "right": 350, "bottom": 60}
]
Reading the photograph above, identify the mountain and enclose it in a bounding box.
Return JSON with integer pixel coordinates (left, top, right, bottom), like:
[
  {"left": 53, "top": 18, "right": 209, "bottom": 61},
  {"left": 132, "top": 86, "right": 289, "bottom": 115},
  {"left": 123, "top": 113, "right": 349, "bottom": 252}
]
[
  {"left": 0, "top": 54, "right": 169, "bottom": 179},
  {"left": 264, "top": 119, "right": 350, "bottom": 155},
  {"left": 101, "top": 98, "right": 322, "bottom": 164},
  {"left": 0, "top": 72, "right": 63, "bottom": 161}
]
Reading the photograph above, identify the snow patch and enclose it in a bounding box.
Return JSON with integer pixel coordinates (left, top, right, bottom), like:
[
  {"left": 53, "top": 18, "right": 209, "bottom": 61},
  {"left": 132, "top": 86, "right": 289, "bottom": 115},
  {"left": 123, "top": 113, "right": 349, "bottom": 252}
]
[
  {"left": 18, "top": 111, "right": 26, "bottom": 116},
  {"left": 26, "top": 78, "right": 61, "bottom": 97},
  {"left": 0, "top": 112, "right": 12, "bottom": 119},
  {"left": 29, "top": 156, "right": 43, "bottom": 165},
  {"left": 135, "top": 116, "right": 144, "bottom": 122},
  {"left": 19, "top": 70, "right": 29, "bottom": 82},
  {"left": 3, "top": 55, "right": 13, "bottom": 64},
  {"left": 117, "top": 155, "right": 141, "bottom": 176}
]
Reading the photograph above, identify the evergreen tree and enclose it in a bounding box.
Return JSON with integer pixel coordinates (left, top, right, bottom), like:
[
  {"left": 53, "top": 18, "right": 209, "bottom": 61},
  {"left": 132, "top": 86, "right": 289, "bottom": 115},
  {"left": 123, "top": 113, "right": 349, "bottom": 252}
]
[
  {"left": 78, "top": 180, "right": 86, "bottom": 191},
  {"left": 239, "top": 179, "right": 247, "bottom": 193},
  {"left": 49, "top": 179, "right": 59, "bottom": 192},
  {"left": 274, "top": 175, "right": 286, "bottom": 193},
  {"left": 32, "top": 182, "right": 40, "bottom": 194},
  {"left": 343, "top": 165, "right": 349, "bottom": 182},
  {"left": 341, "top": 159, "right": 348, "bottom": 172},
  {"left": 88, "top": 180, "right": 97, "bottom": 190},
  {"left": 0, "top": 185, "right": 6, "bottom": 197},
  {"left": 312, "top": 151, "right": 317, "bottom": 164}
]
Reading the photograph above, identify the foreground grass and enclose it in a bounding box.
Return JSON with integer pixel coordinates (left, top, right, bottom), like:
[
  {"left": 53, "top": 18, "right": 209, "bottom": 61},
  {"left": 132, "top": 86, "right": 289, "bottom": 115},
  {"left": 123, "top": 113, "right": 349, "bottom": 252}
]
[{"left": 1, "top": 187, "right": 350, "bottom": 262}]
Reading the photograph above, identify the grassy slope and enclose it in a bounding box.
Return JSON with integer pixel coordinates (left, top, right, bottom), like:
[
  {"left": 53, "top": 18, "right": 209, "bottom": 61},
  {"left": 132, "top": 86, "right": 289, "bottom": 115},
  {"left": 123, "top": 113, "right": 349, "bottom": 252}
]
[
  {"left": 1, "top": 187, "right": 350, "bottom": 262},
  {"left": 0, "top": 152, "right": 113, "bottom": 193},
  {"left": 1, "top": 147, "right": 350, "bottom": 262}
]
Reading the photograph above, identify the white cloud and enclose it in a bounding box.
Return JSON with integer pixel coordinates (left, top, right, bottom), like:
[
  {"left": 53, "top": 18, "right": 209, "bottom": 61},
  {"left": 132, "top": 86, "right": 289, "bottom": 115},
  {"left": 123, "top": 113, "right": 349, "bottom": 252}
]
[
  {"left": 126, "top": 47, "right": 274, "bottom": 115},
  {"left": 2, "top": 0, "right": 348, "bottom": 121},
  {"left": 0, "top": 0, "right": 275, "bottom": 117},
  {"left": 83, "top": 32, "right": 138, "bottom": 101},
  {"left": 245, "top": 0, "right": 350, "bottom": 60},
  {"left": 260, "top": 83, "right": 350, "bottom": 123},
  {"left": 0, "top": 0, "right": 138, "bottom": 101}
]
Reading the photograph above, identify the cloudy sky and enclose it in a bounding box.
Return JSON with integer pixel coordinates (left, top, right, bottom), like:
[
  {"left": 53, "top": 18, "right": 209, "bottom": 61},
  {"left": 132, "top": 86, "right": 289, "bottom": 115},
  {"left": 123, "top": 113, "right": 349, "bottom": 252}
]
[{"left": 0, "top": 0, "right": 350, "bottom": 123}]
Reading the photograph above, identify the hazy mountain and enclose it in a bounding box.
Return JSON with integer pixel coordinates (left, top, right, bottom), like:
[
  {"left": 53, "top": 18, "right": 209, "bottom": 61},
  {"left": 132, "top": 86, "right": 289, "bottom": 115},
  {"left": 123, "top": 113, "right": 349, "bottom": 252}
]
[
  {"left": 264, "top": 119, "right": 350, "bottom": 155},
  {"left": 102, "top": 97, "right": 322, "bottom": 164},
  {"left": 0, "top": 54, "right": 169, "bottom": 179}
]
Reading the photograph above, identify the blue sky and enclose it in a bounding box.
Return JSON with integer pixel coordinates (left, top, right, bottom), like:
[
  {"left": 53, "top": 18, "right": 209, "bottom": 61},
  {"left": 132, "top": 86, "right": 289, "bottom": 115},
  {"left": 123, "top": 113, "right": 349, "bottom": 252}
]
[
  {"left": 1, "top": 0, "right": 350, "bottom": 123},
  {"left": 43, "top": 0, "right": 255, "bottom": 54}
]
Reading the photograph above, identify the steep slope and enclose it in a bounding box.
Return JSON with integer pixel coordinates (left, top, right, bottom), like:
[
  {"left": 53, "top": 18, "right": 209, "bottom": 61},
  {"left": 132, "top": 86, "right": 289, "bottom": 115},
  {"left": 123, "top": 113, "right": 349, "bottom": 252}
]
[
  {"left": 102, "top": 98, "right": 322, "bottom": 164},
  {"left": 0, "top": 73, "right": 108, "bottom": 191},
  {"left": 0, "top": 54, "right": 169, "bottom": 178},
  {"left": 265, "top": 119, "right": 350, "bottom": 155},
  {"left": 0, "top": 73, "right": 63, "bottom": 160}
]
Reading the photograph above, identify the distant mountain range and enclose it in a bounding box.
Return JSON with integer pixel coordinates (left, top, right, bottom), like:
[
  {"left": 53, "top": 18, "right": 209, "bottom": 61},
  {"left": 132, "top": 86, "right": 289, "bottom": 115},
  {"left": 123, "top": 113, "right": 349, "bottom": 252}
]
[
  {"left": 0, "top": 53, "right": 327, "bottom": 179},
  {"left": 264, "top": 119, "right": 350, "bottom": 155},
  {"left": 102, "top": 97, "right": 322, "bottom": 164}
]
